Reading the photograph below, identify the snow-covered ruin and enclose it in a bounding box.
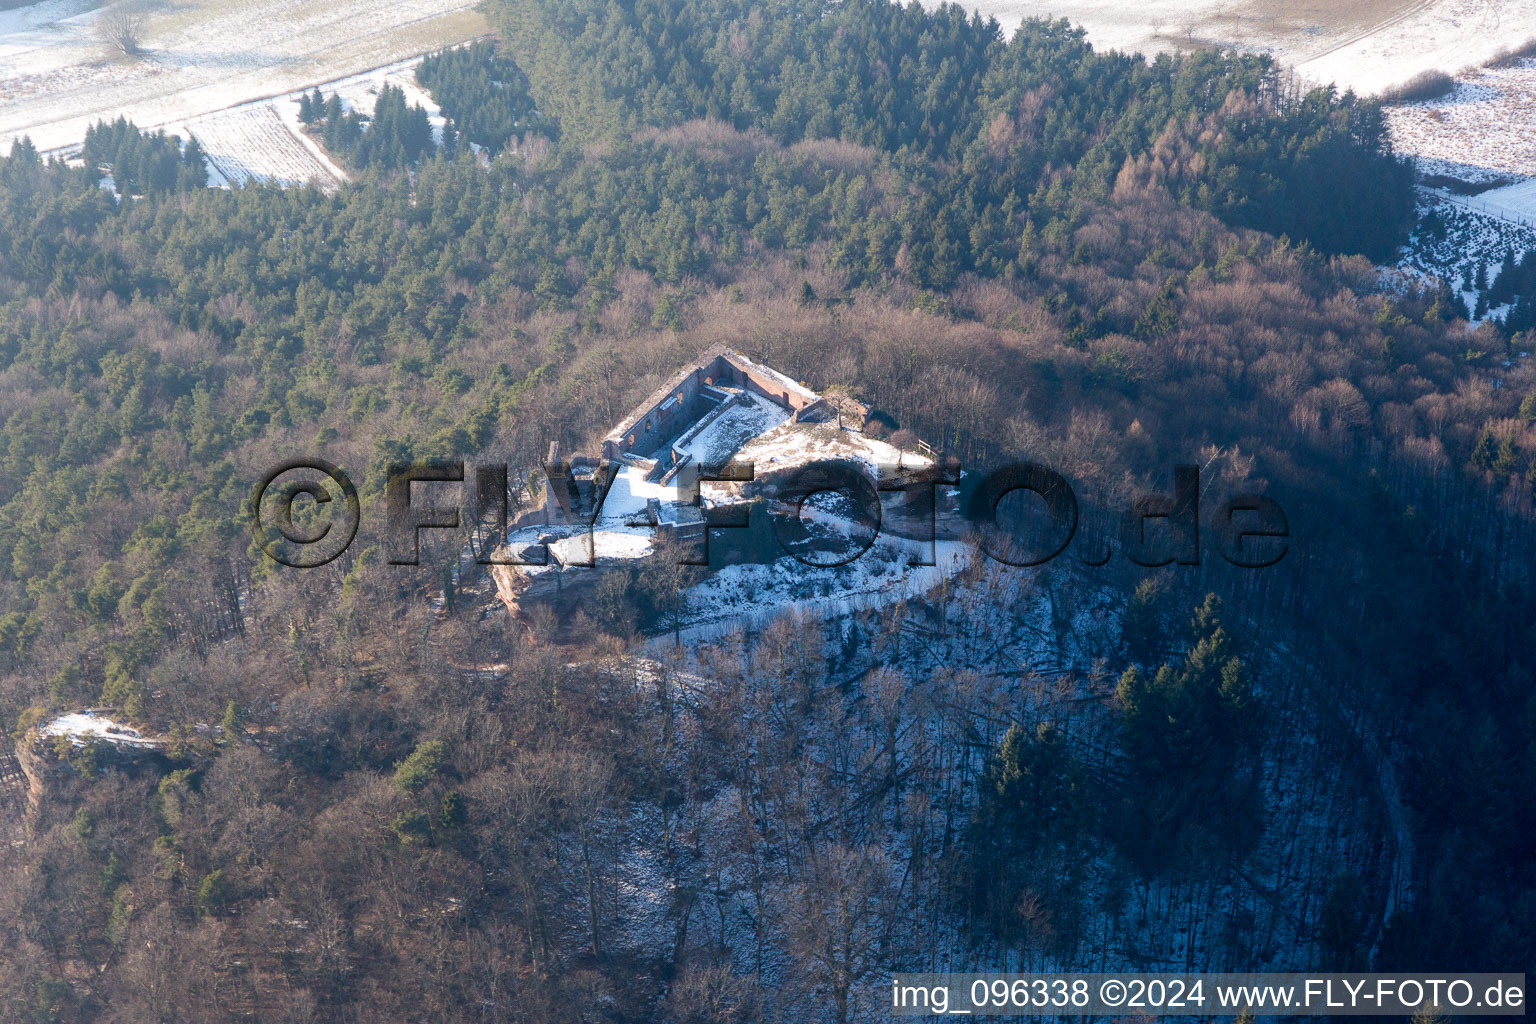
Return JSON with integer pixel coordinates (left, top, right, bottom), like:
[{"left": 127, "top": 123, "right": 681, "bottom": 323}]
[{"left": 490, "top": 347, "right": 959, "bottom": 629}]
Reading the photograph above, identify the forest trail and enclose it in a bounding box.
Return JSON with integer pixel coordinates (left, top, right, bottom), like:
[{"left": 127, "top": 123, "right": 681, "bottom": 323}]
[{"left": 1292, "top": 0, "right": 1439, "bottom": 65}]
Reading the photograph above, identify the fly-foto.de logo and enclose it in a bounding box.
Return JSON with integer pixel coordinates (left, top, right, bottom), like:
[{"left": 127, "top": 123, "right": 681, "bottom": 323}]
[{"left": 249, "top": 458, "right": 1288, "bottom": 570}]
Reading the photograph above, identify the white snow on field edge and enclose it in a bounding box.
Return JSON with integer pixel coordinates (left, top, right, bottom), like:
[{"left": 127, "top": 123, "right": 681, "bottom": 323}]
[
  {"left": 1383, "top": 56, "right": 1536, "bottom": 305},
  {"left": 1387, "top": 58, "right": 1536, "bottom": 186},
  {"left": 1439, "top": 179, "right": 1536, "bottom": 226},
  {"left": 1293, "top": 0, "right": 1536, "bottom": 98},
  {"left": 952, "top": 0, "right": 1536, "bottom": 98},
  {"left": 183, "top": 103, "right": 341, "bottom": 189},
  {"left": 0, "top": 0, "right": 483, "bottom": 153}
]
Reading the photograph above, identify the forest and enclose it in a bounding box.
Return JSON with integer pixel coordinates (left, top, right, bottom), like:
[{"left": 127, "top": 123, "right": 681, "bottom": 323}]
[
  {"left": 415, "top": 41, "right": 556, "bottom": 155},
  {"left": 0, "top": 1, "right": 1532, "bottom": 1020},
  {"left": 299, "top": 86, "right": 439, "bottom": 172}
]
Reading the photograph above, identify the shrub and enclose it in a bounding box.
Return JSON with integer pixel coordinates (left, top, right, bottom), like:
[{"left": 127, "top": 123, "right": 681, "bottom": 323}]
[
  {"left": 1380, "top": 70, "right": 1455, "bottom": 105},
  {"left": 195, "top": 869, "right": 228, "bottom": 917},
  {"left": 1488, "top": 37, "right": 1536, "bottom": 68},
  {"left": 390, "top": 809, "right": 432, "bottom": 845},
  {"left": 392, "top": 739, "right": 447, "bottom": 794}
]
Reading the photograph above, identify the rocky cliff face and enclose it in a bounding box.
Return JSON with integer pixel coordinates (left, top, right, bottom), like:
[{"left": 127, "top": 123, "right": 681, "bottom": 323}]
[
  {"left": 12, "top": 739, "right": 57, "bottom": 829},
  {"left": 490, "top": 560, "right": 533, "bottom": 614},
  {"left": 10, "top": 711, "right": 174, "bottom": 834},
  {"left": 0, "top": 745, "right": 30, "bottom": 847}
]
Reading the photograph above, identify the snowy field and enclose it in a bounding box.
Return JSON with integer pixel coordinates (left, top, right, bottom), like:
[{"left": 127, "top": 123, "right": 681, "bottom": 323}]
[
  {"left": 1434, "top": 180, "right": 1536, "bottom": 228},
  {"left": 1382, "top": 56, "right": 1536, "bottom": 301},
  {"left": 183, "top": 102, "right": 341, "bottom": 188},
  {"left": 961, "top": 0, "right": 1536, "bottom": 97},
  {"left": 182, "top": 59, "right": 447, "bottom": 188},
  {"left": 0, "top": 0, "right": 484, "bottom": 154},
  {"left": 1293, "top": 0, "right": 1536, "bottom": 96},
  {"left": 1387, "top": 58, "right": 1536, "bottom": 186},
  {"left": 47, "top": 56, "right": 447, "bottom": 190}
]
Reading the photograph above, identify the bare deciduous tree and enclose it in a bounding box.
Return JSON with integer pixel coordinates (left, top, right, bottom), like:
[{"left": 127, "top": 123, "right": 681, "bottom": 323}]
[{"left": 97, "top": 5, "right": 146, "bottom": 57}]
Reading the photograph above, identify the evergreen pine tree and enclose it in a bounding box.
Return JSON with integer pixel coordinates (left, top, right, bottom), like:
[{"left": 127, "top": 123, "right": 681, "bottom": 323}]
[
  {"left": 1494, "top": 435, "right": 1518, "bottom": 475},
  {"left": 1134, "top": 275, "right": 1180, "bottom": 338},
  {"left": 1189, "top": 592, "right": 1224, "bottom": 645},
  {"left": 1380, "top": 335, "right": 1398, "bottom": 366},
  {"left": 178, "top": 138, "right": 208, "bottom": 190},
  {"left": 1470, "top": 428, "right": 1497, "bottom": 471},
  {"left": 1509, "top": 298, "right": 1534, "bottom": 335},
  {"left": 8, "top": 135, "right": 38, "bottom": 163},
  {"left": 1121, "top": 578, "right": 1163, "bottom": 664},
  {"left": 219, "top": 701, "right": 244, "bottom": 742}
]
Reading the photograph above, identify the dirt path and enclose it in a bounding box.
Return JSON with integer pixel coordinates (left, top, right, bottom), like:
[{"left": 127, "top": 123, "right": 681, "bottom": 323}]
[{"left": 1292, "top": 0, "right": 1439, "bottom": 65}]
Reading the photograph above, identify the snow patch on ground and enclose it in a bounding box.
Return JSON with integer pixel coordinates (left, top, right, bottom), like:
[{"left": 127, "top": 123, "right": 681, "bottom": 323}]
[
  {"left": 673, "top": 539, "right": 974, "bottom": 641},
  {"left": 1387, "top": 58, "right": 1536, "bottom": 187},
  {"left": 676, "top": 391, "right": 792, "bottom": 467},
  {"left": 40, "top": 710, "right": 164, "bottom": 749},
  {"left": 596, "top": 465, "right": 680, "bottom": 525},
  {"left": 1440, "top": 178, "right": 1536, "bottom": 226},
  {"left": 1399, "top": 190, "right": 1536, "bottom": 280},
  {"left": 734, "top": 421, "right": 931, "bottom": 480},
  {"left": 546, "top": 530, "right": 656, "bottom": 564}
]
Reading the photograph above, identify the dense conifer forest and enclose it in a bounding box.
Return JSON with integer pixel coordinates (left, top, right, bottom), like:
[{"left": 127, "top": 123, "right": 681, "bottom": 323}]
[
  {"left": 416, "top": 41, "right": 556, "bottom": 155},
  {"left": 0, "top": 2, "right": 1531, "bottom": 1020},
  {"left": 300, "top": 86, "right": 440, "bottom": 172}
]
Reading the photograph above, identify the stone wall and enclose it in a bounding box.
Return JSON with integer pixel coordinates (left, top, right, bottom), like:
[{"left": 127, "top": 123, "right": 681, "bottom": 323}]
[{"left": 601, "top": 348, "right": 823, "bottom": 461}]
